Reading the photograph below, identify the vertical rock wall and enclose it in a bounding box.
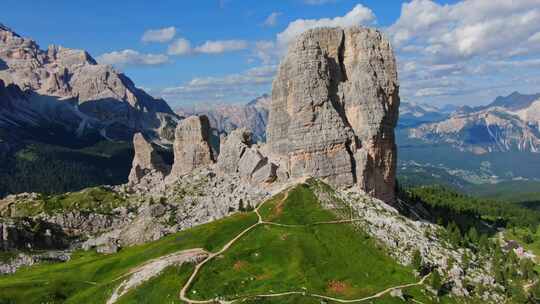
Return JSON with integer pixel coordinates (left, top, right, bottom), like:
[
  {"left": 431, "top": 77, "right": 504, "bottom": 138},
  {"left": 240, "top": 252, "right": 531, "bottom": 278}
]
[{"left": 267, "top": 26, "right": 399, "bottom": 202}]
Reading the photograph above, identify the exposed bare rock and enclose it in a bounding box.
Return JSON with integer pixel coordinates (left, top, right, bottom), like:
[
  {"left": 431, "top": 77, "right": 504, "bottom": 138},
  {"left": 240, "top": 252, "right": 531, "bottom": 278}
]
[
  {"left": 0, "top": 23, "right": 179, "bottom": 142},
  {"left": 128, "top": 133, "right": 169, "bottom": 184},
  {"left": 170, "top": 116, "right": 215, "bottom": 177},
  {"left": 238, "top": 148, "right": 266, "bottom": 179},
  {"left": 176, "top": 94, "right": 271, "bottom": 142},
  {"left": 217, "top": 128, "right": 277, "bottom": 184},
  {"left": 217, "top": 128, "right": 252, "bottom": 173},
  {"left": 251, "top": 162, "right": 277, "bottom": 184},
  {"left": 266, "top": 26, "right": 399, "bottom": 202}
]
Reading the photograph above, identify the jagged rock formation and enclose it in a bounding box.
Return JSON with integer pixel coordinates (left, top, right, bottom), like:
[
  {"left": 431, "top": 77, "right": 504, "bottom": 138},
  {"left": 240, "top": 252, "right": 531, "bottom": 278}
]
[
  {"left": 266, "top": 26, "right": 400, "bottom": 202},
  {"left": 0, "top": 23, "right": 179, "bottom": 142},
  {"left": 170, "top": 116, "right": 215, "bottom": 177},
  {"left": 128, "top": 133, "right": 170, "bottom": 184},
  {"left": 217, "top": 128, "right": 277, "bottom": 184},
  {"left": 176, "top": 94, "right": 271, "bottom": 142},
  {"left": 217, "top": 128, "right": 253, "bottom": 173}
]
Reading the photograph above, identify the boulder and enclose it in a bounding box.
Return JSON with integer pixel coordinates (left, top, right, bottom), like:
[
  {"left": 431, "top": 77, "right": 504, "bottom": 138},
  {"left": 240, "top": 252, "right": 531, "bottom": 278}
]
[
  {"left": 128, "top": 133, "right": 169, "bottom": 184},
  {"left": 251, "top": 162, "right": 277, "bottom": 184},
  {"left": 238, "top": 148, "right": 266, "bottom": 179},
  {"left": 266, "top": 26, "right": 399, "bottom": 202},
  {"left": 170, "top": 115, "right": 215, "bottom": 177},
  {"left": 217, "top": 128, "right": 253, "bottom": 173}
]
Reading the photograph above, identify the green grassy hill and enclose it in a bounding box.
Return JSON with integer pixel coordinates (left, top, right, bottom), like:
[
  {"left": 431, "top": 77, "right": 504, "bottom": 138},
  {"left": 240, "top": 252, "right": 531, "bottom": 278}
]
[{"left": 0, "top": 183, "right": 452, "bottom": 304}]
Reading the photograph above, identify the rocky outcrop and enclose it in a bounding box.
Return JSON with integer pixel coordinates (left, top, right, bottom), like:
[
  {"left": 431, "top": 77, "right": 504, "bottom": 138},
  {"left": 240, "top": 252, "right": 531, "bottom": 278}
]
[
  {"left": 266, "top": 26, "right": 400, "bottom": 202},
  {"left": 217, "top": 128, "right": 252, "bottom": 173},
  {"left": 217, "top": 128, "right": 277, "bottom": 184},
  {"left": 170, "top": 116, "right": 215, "bottom": 177},
  {"left": 128, "top": 133, "right": 169, "bottom": 184},
  {"left": 176, "top": 94, "right": 271, "bottom": 142},
  {"left": 0, "top": 23, "right": 179, "bottom": 142}
]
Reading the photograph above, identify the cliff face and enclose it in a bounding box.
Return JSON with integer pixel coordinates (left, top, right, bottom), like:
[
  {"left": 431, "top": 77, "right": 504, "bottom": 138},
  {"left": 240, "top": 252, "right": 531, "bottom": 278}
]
[
  {"left": 266, "top": 26, "right": 400, "bottom": 202},
  {"left": 170, "top": 116, "right": 216, "bottom": 178}
]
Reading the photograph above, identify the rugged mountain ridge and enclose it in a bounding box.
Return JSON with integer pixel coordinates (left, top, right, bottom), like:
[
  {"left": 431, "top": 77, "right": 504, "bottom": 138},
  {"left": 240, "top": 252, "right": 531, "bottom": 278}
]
[
  {"left": 0, "top": 23, "right": 178, "bottom": 143},
  {"left": 410, "top": 92, "right": 540, "bottom": 154}
]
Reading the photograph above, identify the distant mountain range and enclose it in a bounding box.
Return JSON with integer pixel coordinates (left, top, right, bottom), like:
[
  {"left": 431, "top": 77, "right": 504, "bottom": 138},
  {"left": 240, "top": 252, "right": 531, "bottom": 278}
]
[
  {"left": 409, "top": 92, "right": 540, "bottom": 154},
  {"left": 176, "top": 94, "right": 270, "bottom": 142},
  {"left": 0, "top": 23, "right": 179, "bottom": 148},
  {"left": 176, "top": 90, "right": 540, "bottom": 191},
  {"left": 0, "top": 23, "right": 179, "bottom": 196}
]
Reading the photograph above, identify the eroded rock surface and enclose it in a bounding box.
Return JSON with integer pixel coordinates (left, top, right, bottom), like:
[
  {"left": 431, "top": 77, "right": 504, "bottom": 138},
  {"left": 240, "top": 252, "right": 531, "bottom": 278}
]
[
  {"left": 128, "top": 133, "right": 169, "bottom": 184},
  {"left": 217, "top": 128, "right": 277, "bottom": 184},
  {"left": 170, "top": 116, "right": 215, "bottom": 177},
  {"left": 266, "top": 26, "right": 399, "bottom": 202},
  {"left": 0, "top": 23, "right": 178, "bottom": 141}
]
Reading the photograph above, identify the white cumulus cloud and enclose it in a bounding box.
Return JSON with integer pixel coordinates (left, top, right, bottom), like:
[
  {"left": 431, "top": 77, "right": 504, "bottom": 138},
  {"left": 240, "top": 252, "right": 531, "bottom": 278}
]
[
  {"left": 277, "top": 4, "right": 376, "bottom": 47},
  {"left": 167, "top": 38, "right": 248, "bottom": 56},
  {"left": 264, "top": 12, "right": 282, "bottom": 27},
  {"left": 141, "top": 26, "right": 176, "bottom": 43},
  {"left": 388, "top": 0, "right": 540, "bottom": 61},
  {"left": 168, "top": 38, "right": 192, "bottom": 55},
  {"left": 158, "top": 65, "right": 277, "bottom": 104},
  {"left": 97, "top": 49, "right": 169, "bottom": 67},
  {"left": 194, "top": 40, "right": 248, "bottom": 54}
]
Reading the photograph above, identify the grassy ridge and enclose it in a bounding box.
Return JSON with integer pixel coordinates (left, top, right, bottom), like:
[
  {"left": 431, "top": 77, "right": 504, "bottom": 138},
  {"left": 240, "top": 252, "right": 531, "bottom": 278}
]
[
  {"left": 0, "top": 213, "right": 257, "bottom": 304},
  {"left": 5, "top": 186, "right": 129, "bottom": 217},
  {"left": 190, "top": 184, "right": 416, "bottom": 301}
]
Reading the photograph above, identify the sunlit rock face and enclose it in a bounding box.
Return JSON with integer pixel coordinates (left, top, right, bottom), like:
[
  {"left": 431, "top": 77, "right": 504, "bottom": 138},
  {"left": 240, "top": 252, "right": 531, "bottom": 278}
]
[{"left": 266, "top": 26, "right": 400, "bottom": 202}]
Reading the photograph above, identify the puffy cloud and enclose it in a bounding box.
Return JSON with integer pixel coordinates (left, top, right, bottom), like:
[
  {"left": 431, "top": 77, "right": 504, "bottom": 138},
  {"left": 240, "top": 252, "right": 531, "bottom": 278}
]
[
  {"left": 167, "top": 38, "right": 248, "bottom": 56},
  {"left": 194, "top": 40, "right": 248, "bottom": 54},
  {"left": 253, "top": 40, "right": 279, "bottom": 64},
  {"left": 141, "top": 26, "right": 176, "bottom": 43},
  {"left": 387, "top": 0, "right": 540, "bottom": 105},
  {"left": 263, "top": 12, "right": 282, "bottom": 27},
  {"left": 167, "top": 38, "right": 192, "bottom": 55},
  {"left": 158, "top": 65, "right": 277, "bottom": 104},
  {"left": 277, "top": 4, "right": 376, "bottom": 47},
  {"left": 97, "top": 49, "right": 168, "bottom": 67},
  {"left": 388, "top": 0, "right": 540, "bottom": 62}
]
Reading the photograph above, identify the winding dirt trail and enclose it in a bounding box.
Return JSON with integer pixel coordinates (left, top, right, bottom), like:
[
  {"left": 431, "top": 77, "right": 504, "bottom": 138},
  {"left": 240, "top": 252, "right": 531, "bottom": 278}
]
[
  {"left": 107, "top": 248, "right": 208, "bottom": 304},
  {"left": 176, "top": 187, "right": 431, "bottom": 304}
]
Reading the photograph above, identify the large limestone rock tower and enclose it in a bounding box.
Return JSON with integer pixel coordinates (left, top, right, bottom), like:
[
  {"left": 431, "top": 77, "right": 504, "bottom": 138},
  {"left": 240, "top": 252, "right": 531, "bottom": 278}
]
[{"left": 266, "top": 26, "right": 400, "bottom": 202}]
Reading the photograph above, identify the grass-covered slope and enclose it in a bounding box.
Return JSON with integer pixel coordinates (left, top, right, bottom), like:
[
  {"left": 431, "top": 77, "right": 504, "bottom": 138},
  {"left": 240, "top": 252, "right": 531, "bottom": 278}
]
[
  {"left": 1, "top": 183, "right": 440, "bottom": 304},
  {"left": 0, "top": 213, "right": 257, "bottom": 304},
  {"left": 189, "top": 184, "right": 416, "bottom": 302},
  {"left": 2, "top": 186, "right": 129, "bottom": 217}
]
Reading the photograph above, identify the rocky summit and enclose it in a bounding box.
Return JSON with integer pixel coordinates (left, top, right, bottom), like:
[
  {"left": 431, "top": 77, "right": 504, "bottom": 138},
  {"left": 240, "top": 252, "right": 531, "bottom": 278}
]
[
  {"left": 0, "top": 24, "right": 178, "bottom": 142},
  {"left": 170, "top": 115, "right": 216, "bottom": 178},
  {"left": 266, "top": 26, "right": 400, "bottom": 202},
  {"left": 128, "top": 133, "right": 170, "bottom": 185}
]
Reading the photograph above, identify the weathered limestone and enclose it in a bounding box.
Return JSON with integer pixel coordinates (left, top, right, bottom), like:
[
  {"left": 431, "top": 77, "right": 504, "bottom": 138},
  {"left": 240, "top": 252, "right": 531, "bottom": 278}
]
[
  {"left": 0, "top": 24, "right": 179, "bottom": 141},
  {"left": 217, "top": 128, "right": 277, "bottom": 184},
  {"left": 216, "top": 128, "right": 252, "bottom": 173},
  {"left": 128, "top": 133, "right": 169, "bottom": 184},
  {"left": 266, "top": 26, "right": 400, "bottom": 202},
  {"left": 170, "top": 116, "right": 215, "bottom": 177}
]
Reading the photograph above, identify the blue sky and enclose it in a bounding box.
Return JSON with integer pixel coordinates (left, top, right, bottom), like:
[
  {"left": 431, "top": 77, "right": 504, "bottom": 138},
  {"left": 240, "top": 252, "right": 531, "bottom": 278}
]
[{"left": 3, "top": 0, "right": 540, "bottom": 108}]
